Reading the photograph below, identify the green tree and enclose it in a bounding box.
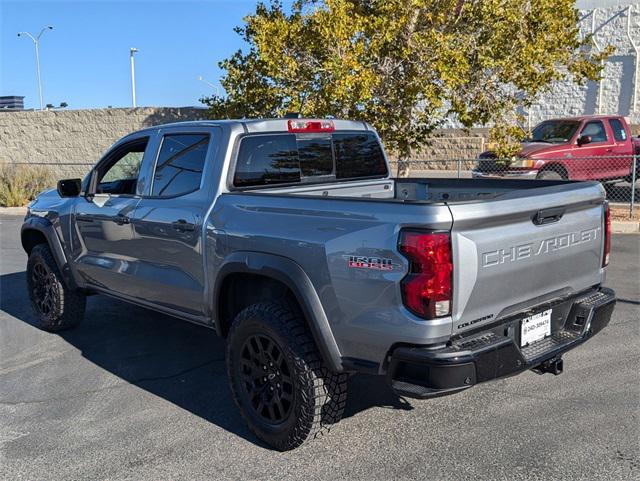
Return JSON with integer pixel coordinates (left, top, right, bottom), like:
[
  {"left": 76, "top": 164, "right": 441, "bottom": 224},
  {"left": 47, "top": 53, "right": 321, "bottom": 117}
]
[{"left": 202, "top": 0, "right": 609, "bottom": 172}]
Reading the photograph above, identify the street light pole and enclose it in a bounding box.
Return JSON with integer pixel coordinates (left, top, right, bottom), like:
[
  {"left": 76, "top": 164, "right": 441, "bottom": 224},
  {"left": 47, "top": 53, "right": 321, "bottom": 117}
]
[
  {"left": 130, "top": 48, "right": 139, "bottom": 107},
  {"left": 17, "top": 26, "right": 53, "bottom": 111},
  {"left": 197, "top": 76, "right": 220, "bottom": 97}
]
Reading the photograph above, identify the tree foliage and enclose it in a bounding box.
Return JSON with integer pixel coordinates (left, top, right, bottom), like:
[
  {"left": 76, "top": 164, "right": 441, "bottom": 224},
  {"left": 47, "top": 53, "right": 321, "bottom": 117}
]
[{"left": 202, "top": 0, "right": 609, "bottom": 165}]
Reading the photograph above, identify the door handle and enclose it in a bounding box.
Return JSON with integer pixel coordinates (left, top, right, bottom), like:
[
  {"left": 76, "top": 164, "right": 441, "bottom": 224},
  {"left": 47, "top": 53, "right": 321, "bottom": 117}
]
[
  {"left": 172, "top": 219, "right": 195, "bottom": 232},
  {"left": 113, "top": 214, "right": 130, "bottom": 225}
]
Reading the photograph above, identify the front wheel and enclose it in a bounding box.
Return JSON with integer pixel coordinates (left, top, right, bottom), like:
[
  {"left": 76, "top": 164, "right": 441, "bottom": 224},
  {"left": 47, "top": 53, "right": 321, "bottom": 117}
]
[
  {"left": 536, "top": 169, "right": 565, "bottom": 180},
  {"left": 226, "top": 302, "right": 347, "bottom": 451},
  {"left": 26, "top": 243, "right": 86, "bottom": 332}
]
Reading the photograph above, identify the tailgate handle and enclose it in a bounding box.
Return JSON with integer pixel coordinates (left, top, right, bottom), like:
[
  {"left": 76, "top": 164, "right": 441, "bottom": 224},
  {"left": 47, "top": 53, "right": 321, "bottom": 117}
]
[{"left": 533, "top": 207, "right": 565, "bottom": 225}]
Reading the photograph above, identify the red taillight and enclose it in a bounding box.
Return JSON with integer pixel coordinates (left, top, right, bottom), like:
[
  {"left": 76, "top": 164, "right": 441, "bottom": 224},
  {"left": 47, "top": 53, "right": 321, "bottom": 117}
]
[
  {"left": 287, "top": 119, "right": 335, "bottom": 133},
  {"left": 603, "top": 202, "right": 611, "bottom": 267},
  {"left": 398, "top": 231, "right": 453, "bottom": 319}
]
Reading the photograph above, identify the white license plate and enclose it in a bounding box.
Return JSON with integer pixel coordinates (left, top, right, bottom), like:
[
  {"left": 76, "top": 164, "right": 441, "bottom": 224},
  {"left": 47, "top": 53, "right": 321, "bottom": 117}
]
[{"left": 520, "top": 309, "right": 552, "bottom": 347}]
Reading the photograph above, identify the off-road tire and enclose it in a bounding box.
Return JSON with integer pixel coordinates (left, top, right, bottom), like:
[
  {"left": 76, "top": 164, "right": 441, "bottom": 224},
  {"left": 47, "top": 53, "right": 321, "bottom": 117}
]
[
  {"left": 226, "top": 301, "right": 348, "bottom": 451},
  {"left": 26, "top": 243, "right": 86, "bottom": 332},
  {"left": 536, "top": 169, "right": 565, "bottom": 181}
]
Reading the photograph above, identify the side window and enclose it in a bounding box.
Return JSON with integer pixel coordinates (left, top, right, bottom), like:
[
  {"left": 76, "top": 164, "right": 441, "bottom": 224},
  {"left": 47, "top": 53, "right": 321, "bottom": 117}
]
[
  {"left": 334, "top": 133, "right": 388, "bottom": 179},
  {"left": 234, "top": 134, "right": 299, "bottom": 187},
  {"left": 580, "top": 121, "right": 607, "bottom": 143},
  {"left": 151, "top": 134, "right": 209, "bottom": 197},
  {"left": 97, "top": 138, "right": 148, "bottom": 195},
  {"left": 609, "top": 119, "right": 627, "bottom": 142}
]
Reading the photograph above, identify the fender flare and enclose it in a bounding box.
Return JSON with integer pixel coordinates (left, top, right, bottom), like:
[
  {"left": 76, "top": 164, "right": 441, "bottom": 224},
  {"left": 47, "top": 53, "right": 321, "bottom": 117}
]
[
  {"left": 213, "top": 251, "right": 343, "bottom": 372},
  {"left": 21, "top": 216, "right": 78, "bottom": 289}
]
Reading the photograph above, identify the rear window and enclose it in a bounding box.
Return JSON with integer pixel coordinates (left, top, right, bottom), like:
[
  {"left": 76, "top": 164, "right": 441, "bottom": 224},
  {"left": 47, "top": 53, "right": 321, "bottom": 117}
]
[
  {"left": 233, "top": 132, "right": 387, "bottom": 188},
  {"left": 333, "top": 133, "right": 387, "bottom": 179},
  {"left": 233, "top": 135, "right": 300, "bottom": 187}
]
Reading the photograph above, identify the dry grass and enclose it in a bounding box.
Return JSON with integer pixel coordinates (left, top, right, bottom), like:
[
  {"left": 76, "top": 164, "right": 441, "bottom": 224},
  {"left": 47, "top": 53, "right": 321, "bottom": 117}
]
[{"left": 0, "top": 164, "right": 52, "bottom": 207}]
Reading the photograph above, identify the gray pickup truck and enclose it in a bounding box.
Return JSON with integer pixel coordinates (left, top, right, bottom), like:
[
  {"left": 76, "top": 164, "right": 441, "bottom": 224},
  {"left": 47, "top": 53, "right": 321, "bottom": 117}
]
[{"left": 22, "top": 118, "right": 616, "bottom": 450}]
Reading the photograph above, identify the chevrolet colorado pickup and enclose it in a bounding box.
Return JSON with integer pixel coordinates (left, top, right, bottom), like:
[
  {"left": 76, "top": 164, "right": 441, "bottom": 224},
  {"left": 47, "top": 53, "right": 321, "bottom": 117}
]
[
  {"left": 473, "top": 114, "right": 640, "bottom": 182},
  {"left": 22, "top": 118, "right": 616, "bottom": 450}
]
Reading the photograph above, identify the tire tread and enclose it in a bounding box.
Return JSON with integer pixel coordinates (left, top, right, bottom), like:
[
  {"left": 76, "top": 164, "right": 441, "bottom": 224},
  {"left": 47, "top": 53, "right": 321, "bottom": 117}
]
[
  {"left": 27, "top": 243, "right": 85, "bottom": 332},
  {"left": 226, "top": 301, "right": 347, "bottom": 450}
]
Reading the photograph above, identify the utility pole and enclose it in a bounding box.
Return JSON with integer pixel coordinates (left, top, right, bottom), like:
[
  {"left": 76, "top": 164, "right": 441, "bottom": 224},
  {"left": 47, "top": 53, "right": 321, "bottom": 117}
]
[
  {"left": 17, "top": 26, "right": 54, "bottom": 111},
  {"left": 130, "top": 48, "right": 139, "bottom": 107},
  {"left": 197, "top": 75, "right": 221, "bottom": 97}
]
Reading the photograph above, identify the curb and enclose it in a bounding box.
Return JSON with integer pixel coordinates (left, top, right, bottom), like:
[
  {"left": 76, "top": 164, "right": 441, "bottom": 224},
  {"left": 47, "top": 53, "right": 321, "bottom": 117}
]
[
  {"left": 612, "top": 221, "right": 640, "bottom": 233},
  {"left": 0, "top": 207, "right": 27, "bottom": 216}
]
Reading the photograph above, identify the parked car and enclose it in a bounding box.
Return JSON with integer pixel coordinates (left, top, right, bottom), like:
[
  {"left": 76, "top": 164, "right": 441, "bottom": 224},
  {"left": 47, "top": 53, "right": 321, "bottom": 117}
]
[
  {"left": 473, "top": 115, "right": 640, "bottom": 182},
  {"left": 22, "top": 118, "right": 615, "bottom": 450}
]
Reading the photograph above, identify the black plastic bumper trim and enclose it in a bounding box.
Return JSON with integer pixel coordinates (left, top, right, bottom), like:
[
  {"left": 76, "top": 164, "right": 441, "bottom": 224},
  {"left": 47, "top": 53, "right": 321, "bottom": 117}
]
[{"left": 388, "top": 287, "right": 615, "bottom": 399}]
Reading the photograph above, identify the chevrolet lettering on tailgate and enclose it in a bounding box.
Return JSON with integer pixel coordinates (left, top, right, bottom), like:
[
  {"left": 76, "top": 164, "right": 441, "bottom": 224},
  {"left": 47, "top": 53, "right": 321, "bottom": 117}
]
[{"left": 481, "top": 227, "right": 600, "bottom": 268}]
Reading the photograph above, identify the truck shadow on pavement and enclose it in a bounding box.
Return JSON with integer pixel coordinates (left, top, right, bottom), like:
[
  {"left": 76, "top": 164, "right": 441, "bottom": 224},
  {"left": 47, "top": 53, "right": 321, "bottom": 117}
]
[{"left": 1, "top": 270, "right": 413, "bottom": 448}]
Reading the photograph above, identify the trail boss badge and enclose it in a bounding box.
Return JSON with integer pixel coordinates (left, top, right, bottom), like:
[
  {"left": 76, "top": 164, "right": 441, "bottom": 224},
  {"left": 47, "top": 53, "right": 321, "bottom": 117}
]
[{"left": 345, "top": 255, "right": 394, "bottom": 271}]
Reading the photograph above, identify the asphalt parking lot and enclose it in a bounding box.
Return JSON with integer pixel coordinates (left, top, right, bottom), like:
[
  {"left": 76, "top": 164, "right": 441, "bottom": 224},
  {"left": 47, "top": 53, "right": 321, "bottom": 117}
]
[{"left": 1, "top": 214, "right": 638, "bottom": 481}]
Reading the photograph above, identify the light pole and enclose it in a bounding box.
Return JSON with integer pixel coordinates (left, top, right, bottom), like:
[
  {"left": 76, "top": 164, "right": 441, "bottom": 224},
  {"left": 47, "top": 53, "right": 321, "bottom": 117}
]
[
  {"left": 17, "top": 26, "right": 53, "bottom": 111},
  {"left": 130, "top": 48, "right": 139, "bottom": 107},
  {"left": 197, "top": 76, "right": 220, "bottom": 97}
]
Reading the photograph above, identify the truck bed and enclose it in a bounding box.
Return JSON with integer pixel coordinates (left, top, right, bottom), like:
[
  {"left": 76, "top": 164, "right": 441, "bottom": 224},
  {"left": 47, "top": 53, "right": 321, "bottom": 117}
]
[{"left": 251, "top": 176, "right": 595, "bottom": 204}]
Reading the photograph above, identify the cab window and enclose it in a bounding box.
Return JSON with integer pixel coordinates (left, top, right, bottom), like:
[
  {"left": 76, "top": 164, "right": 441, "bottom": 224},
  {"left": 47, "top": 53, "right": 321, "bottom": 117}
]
[
  {"left": 608, "top": 118, "right": 627, "bottom": 142},
  {"left": 580, "top": 121, "right": 607, "bottom": 143},
  {"left": 96, "top": 138, "right": 148, "bottom": 195},
  {"left": 151, "top": 134, "right": 209, "bottom": 197}
]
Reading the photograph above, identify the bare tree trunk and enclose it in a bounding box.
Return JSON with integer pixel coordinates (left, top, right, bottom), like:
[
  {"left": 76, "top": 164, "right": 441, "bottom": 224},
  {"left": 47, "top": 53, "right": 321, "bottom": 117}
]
[
  {"left": 397, "top": 142, "right": 411, "bottom": 178},
  {"left": 395, "top": 8, "right": 421, "bottom": 179}
]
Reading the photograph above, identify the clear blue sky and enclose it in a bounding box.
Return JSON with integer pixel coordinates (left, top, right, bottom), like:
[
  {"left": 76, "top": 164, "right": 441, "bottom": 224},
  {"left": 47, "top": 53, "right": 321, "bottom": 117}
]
[{"left": 1, "top": 0, "right": 285, "bottom": 109}]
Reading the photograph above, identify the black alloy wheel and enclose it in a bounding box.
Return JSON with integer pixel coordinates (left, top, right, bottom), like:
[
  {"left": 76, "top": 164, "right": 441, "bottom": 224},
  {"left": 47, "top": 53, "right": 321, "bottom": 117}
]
[
  {"left": 239, "top": 333, "right": 294, "bottom": 424},
  {"left": 31, "top": 260, "right": 58, "bottom": 318}
]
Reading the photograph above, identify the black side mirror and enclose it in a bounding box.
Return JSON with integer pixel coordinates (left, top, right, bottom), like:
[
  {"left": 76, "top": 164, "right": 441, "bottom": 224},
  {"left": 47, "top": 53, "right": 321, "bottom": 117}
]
[
  {"left": 577, "top": 135, "right": 592, "bottom": 147},
  {"left": 57, "top": 178, "right": 81, "bottom": 197}
]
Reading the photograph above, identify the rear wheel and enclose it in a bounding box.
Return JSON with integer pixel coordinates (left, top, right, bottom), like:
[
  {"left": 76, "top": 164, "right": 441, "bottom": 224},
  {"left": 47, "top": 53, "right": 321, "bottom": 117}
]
[
  {"left": 226, "top": 302, "right": 347, "bottom": 451},
  {"left": 26, "top": 244, "right": 86, "bottom": 332}
]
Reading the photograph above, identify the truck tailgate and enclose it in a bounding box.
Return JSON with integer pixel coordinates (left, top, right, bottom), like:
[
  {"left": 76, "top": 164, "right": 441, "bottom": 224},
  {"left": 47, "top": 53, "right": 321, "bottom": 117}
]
[{"left": 448, "top": 182, "right": 606, "bottom": 335}]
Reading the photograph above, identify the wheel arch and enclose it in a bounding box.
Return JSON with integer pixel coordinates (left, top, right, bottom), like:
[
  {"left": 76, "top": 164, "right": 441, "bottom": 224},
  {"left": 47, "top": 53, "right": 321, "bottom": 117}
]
[
  {"left": 213, "top": 251, "right": 343, "bottom": 372},
  {"left": 21, "top": 217, "right": 77, "bottom": 289},
  {"left": 538, "top": 162, "right": 569, "bottom": 179}
]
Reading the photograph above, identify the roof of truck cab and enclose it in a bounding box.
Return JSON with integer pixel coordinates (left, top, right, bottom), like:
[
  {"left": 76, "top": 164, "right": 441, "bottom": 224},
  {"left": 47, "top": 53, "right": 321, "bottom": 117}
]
[
  {"left": 134, "top": 118, "right": 372, "bottom": 134},
  {"left": 542, "top": 114, "right": 625, "bottom": 122}
]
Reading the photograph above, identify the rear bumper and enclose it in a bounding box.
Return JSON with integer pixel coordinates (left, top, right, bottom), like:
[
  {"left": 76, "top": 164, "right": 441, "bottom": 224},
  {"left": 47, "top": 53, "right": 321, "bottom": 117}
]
[
  {"left": 471, "top": 169, "right": 539, "bottom": 180},
  {"left": 387, "top": 287, "right": 616, "bottom": 399}
]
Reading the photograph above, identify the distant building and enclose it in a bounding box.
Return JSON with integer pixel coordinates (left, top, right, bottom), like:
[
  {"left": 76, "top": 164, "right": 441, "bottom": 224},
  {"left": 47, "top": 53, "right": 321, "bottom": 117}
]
[
  {"left": 440, "top": 1, "right": 640, "bottom": 129},
  {"left": 0, "top": 96, "right": 25, "bottom": 110},
  {"left": 527, "top": 2, "right": 640, "bottom": 126}
]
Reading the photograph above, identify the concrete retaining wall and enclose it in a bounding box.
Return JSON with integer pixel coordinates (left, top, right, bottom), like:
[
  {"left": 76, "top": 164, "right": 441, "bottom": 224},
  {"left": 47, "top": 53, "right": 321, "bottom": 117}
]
[
  {"left": 0, "top": 107, "right": 492, "bottom": 177},
  {"left": 0, "top": 107, "right": 205, "bottom": 177},
  {"left": 0, "top": 107, "right": 637, "bottom": 179}
]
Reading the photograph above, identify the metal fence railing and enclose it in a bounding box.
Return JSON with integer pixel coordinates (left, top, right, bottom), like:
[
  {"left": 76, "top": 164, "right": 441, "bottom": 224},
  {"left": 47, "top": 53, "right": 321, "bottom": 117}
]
[{"left": 392, "top": 155, "right": 638, "bottom": 217}]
